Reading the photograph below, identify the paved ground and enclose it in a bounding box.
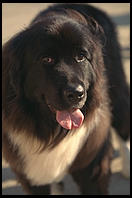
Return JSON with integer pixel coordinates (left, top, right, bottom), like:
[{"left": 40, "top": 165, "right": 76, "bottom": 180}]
[{"left": 2, "top": 3, "right": 130, "bottom": 195}]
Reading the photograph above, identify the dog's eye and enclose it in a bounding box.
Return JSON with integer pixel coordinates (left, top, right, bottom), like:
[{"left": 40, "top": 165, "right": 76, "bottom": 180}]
[
  {"left": 42, "top": 57, "right": 55, "bottom": 64},
  {"left": 75, "top": 54, "right": 86, "bottom": 63}
]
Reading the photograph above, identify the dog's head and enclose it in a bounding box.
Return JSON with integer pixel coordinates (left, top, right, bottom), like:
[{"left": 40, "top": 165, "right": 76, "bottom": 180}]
[{"left": 3, "top": 10, "right": 104, "bottom": 130}]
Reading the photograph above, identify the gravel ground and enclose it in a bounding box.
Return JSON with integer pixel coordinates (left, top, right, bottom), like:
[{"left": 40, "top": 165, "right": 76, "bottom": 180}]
[{"left": 2, "top": 3, "right": 130, "bottom": 195}]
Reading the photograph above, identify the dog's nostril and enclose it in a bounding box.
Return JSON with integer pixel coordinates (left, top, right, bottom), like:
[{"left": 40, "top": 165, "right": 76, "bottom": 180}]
[{"left": 64, "top": 85, "right": 84, "bottom": 103}]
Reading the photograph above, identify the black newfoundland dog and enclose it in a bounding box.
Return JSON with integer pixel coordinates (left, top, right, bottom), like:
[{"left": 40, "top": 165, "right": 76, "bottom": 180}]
[{"left": 2, "top": 3, "right": 130, "bottom": 195}]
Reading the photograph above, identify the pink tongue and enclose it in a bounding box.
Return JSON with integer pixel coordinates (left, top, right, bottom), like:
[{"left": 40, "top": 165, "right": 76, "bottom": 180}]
[{"left": 56, "top": 109, "right": 84, "bottom": 130}]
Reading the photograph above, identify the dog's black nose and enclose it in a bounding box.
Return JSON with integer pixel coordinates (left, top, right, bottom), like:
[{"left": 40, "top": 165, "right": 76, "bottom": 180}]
[{"left": 64, "top": 85, "right": 84, "bottom": 103}]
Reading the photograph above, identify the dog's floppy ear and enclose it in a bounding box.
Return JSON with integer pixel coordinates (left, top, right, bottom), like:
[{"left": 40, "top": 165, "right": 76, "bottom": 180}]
[
  {"left": 86, "top": 16, "right": 106, "bottom": 45},
  {"left": 2, "top": 29, "right": 31, "bottom": 91},
  {"left": 65, "top": 10, "right": 105, "bottom": 45},
  {"left": 64, "top": 9, "right": 104, "bottom": 36},
  {"left": 2, "top": 32, "right": 27, "bottom": 111},
  {"left": 3, "top": 41, "right": 21, "bottom": 93},
  {"left": 65, "top": 9, "right": 88, "bottom": 25},
  {"left": 87, "top": 16, "right": 103, "bottom": 33}
]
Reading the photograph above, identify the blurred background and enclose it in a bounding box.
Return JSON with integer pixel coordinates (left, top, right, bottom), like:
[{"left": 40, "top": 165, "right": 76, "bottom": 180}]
[{"left": 2, "top": 3, "right": 130, "bottom": 195}]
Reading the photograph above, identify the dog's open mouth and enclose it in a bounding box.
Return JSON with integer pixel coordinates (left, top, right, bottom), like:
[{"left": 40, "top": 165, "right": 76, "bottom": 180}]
[
  {"left": 48, "top": 105, "right": 84, "bottom": 130},
  {"left": 56, "top": 109, "right": 84, "bottom": 130}
]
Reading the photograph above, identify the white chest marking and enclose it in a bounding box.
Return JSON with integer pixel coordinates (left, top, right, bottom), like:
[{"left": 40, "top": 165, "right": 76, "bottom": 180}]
[
  {"left": 9, "top": 105, "right": 104, "bottom": 185},
  {"left": 9, "top": 123, "right": 90, "bottom": 186},
  {"left": 9, "top": 107, "right": 102, "bottom": 186}
]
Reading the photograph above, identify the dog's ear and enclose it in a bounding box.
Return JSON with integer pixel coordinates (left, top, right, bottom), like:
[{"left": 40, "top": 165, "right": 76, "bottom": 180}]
[
  {"left": 64, "top": 10, "right": 105, "bottom": 45},
  {"left": 87, "top": 16, "right": 103, "bottom": 33},
  {"left": 86, "top": 16, "right": 106, "bottom": 45},
  {"left": 2, "top": 39, "right": 23, "bottom": 95},
  {"left": 2, "top": 31, "right": 28, "bottom": 111},
  {"left": 65, "top": 10, "right": 105, "bottom": 44},
  {"left": 65, "top": 9, "right": 88, "bottom": 25}
]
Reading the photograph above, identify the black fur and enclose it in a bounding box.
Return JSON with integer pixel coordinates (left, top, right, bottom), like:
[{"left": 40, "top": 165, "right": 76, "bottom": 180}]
[{"left": 2, "top": 4, "right": 129, "bottom": 195}]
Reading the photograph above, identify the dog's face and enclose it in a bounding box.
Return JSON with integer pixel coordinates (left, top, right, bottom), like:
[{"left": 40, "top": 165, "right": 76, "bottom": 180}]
[
  {"left": 14, "top": 15, "right": 100, "bottom": 129},
  {"left": 24, "top": 17, "right": 95, "bottom": 110}
]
